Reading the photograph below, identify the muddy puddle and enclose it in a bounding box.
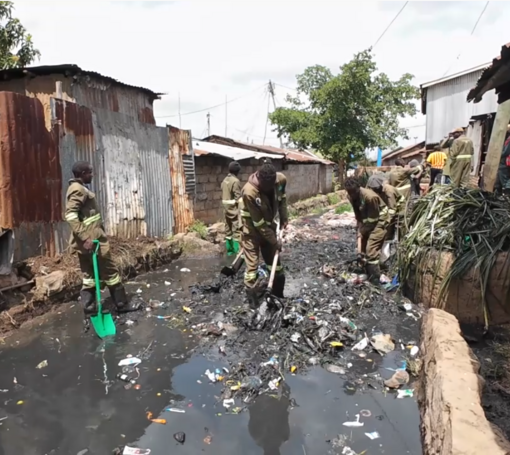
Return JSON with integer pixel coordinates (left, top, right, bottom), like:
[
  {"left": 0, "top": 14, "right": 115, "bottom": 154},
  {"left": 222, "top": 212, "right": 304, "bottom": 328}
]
[{"left": 0, "top": 228, "right": 423, "bottom": 454}]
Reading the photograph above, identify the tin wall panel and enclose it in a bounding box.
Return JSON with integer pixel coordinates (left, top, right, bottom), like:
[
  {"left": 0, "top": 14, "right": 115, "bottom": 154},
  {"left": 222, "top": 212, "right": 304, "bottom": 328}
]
[
  {"left": 139, "top": 131, "right": 173, "bottom": 238},
  {"left": 425, "top": 70, "right": 499, "bottom": 144},
  {"left": 94, "top": 108, "right": 146, "bottom": 238},
  {"left": 168, "top": 126, "right": 195, "bottom": 234},
  {"left": 51, "top": 98, "right": 106, "bottom": 216},
  {"left": 14, "top": 221, "right": 69, "bottom": 261},
  {"left": 0, "top": 92, "right": 62, "bottom": 229}
]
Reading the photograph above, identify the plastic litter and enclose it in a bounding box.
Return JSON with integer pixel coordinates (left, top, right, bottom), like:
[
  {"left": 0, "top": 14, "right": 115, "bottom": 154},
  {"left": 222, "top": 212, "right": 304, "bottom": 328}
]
[
  {"left": 118, "top": 357, "right": 142, "bottom": 367},
  {"left": 165, "top": 281, "right": 171, "bottom": 286},
  {"left": 290, "top": 333, "right": 301, "bottom": 343},
  {"left": 123, "top": 447, "right": 151, "bottom": 455},
  {"left": 371, "top": 333, "right": 395, "bottom": 355},
  {"left": 365, "top": 431, "right": 380, "bottom": 440},
  {"left": 342, "top": 414, "right": 364, "bottom": 427},
  {"left": 205, "top": 370, "right": 217, "bottom": 383},
  {"left": 384, "top": 370, "right": 410, "bottom": 389},
  {"left": 397, "top": 389, "right": 414, "bottom": 399},
  {"left": 342, "top": 448, "right": 357, "bottom": 455},
  {"left": 36, "top": 360, "right": 48, "bottom": 369},
  {"left": 352, "top": 337, "right": 369, "bottom": 351},
  {"left": 325, "top": 364, "right": 346, "bottom": 375},
  {"left": 410, "top": 346, "right": 420, "bottom": 357},
  {"left": 146, "top": 411, "right": 166, "bottom": 425},
  {"left": 173, "top": 432, "right": 186, "bottom": 444},
  {"left": 223, "top": 399, "right": 235, "bottom": 409},
  {"left": 166, "top": 408, "right": 185, "bottom": 413},
  {"left": 268, "top": 379, "right": 280, "bottom": 390},
  {"left": 180, "top": 268, "right": 191, "bottom": 273},
  {"left": 182, "top": 306, "right": 192, "bottom": 313},
  {"left": 359, "top": 409, "right": 371, "bottom": 417},
  {"left": 116, "top": 373, "right": 136, "bottom": 385}
]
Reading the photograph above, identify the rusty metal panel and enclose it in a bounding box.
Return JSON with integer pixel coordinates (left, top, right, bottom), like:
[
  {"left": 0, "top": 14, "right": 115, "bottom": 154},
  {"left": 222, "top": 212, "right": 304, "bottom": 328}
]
[
  {"left": 13, "top": 221, "right": 69, "bottom": 262},
  {"left": 168, "top": 126, "right": 195, "bottom": 234},
  {"left": 93, "top": 108, "right": 147, "bottom": 238},
  {"left": 51, "top": 98, "right": 106, "bottom": 217},
  {"left": 0, "top": 92, "right": 62, "bottom": 228},
  {"left": 139, "top": 130, "right": 173, "bottom": 238}
]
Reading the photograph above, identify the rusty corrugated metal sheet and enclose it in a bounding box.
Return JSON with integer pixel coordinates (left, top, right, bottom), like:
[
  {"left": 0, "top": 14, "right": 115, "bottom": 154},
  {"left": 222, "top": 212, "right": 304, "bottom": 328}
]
[
  {"left": 51, "top": 98, "right": 106, "bottom": 214},
  {"left": 94, "top": 108, "right": 147, "bottom": 238},
  {"left": 468, "top": 43, "right": 510, "bottom": 104},
  {"left": 139, "top": 125, "right": 174, "bottom": 238},
  {"left": 169, "top": 126, "right": 195, "bottom": 234},
  {"left": 0, "top": 92, "right": 62, "bottom": 228}
]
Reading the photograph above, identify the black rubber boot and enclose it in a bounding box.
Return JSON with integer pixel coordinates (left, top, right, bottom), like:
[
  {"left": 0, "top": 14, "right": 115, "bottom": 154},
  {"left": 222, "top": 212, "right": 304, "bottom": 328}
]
[
  {"left": 109, "top": 285, "right": 141, "bottom": 313},
  {"left": 366, "top": 263, "right": 381, "bottom": 284},
  {"left": 81, "top": 289, "right": 97, "bottom": 317},
  {"left": 272, "top": 274, "right": 286, "bottom": 299}
]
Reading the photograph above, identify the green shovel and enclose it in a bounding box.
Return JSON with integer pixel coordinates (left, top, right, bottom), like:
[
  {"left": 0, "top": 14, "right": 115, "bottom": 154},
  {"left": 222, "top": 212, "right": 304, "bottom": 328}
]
[{"left": 90, "top": 240, "right": 116, "bottom": 338}]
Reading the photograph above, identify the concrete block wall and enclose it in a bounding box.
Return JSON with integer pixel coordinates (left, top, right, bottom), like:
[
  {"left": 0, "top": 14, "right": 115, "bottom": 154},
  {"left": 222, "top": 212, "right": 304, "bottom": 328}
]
[
  {"left": 283, "top": 163, "right": 333, "bottom": 203},
  {"left": 194, "top": 155, "right": 333, "bottom": 224}
]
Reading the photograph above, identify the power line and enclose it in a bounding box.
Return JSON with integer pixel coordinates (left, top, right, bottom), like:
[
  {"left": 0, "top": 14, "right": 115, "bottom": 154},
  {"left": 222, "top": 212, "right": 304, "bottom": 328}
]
[
  {"left": 373, "top": 1, "right": 408, "bottom": 49},
  {"left": 156, "top": 84, "right": 265, "bottom": 119},
  {"left": 442, "top": 1, "right": 490, "bottom": 77}
]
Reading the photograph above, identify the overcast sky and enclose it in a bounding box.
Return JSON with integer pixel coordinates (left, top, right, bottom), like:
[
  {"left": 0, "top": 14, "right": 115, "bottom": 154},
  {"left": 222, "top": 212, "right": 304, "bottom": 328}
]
[{"left": 13, "top": 1, "right": 510, "bottom": 152}]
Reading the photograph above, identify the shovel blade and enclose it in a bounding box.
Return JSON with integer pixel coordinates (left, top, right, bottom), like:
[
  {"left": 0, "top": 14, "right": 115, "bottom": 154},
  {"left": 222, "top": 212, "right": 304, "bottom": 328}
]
[
  {"left": 90, "top": 310, "right": 116, "bottom": 338},
  {"left": 220, "top": 266, "right": 235, "bottom": 277}
]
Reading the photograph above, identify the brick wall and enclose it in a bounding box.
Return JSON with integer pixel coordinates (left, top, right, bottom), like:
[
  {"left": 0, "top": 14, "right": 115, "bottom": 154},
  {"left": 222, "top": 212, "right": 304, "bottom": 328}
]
[{"left": 193, "top": 155, "right": 333, "bottom": 224}]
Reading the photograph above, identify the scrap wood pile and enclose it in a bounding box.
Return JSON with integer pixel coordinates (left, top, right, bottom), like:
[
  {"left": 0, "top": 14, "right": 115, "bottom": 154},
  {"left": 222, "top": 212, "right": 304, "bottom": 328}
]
[{"left": 398, "top": 185, "right": 510, "bottom": 326}]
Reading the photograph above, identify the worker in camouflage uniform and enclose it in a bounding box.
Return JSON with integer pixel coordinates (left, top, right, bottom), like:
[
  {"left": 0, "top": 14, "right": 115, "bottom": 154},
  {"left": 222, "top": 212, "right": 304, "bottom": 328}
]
[
  {"left": 366, "top": 174, "right": 404, "bottom": 241},
  {"left": 345, "top": 177, "right": 389, "bottom": 281},
  {"left": 65, "top": 161, "right": 140, "bottom": 317},
  {"left": 495, "top": 125, "right": 510, "bottom": 194},
  {"left": 439, "top": 132, "right": 455, "bottom": 184},
  {"left": 389, "top": 158, "right": 424, "bottom": 198},
  {"left": 239, "top": 161, "right": 288, "bottom": 307},
  {"left": 221, "top": 161, "right": 242, "bottom": 256},
  {"left": 449, "top": 127, "right": 474, "bottom": 188}
]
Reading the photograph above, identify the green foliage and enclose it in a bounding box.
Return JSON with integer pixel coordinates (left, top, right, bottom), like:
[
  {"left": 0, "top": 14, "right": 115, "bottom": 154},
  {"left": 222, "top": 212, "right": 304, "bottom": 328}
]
[
  {"left": 335, "top": 203, "right": 352, "bottom": 215},
  {"left": 269, "top": 49, "right": 419, "bottom": 166},
  {"left": 327, "top": 193, "right": 340, "bottom": 205},
  {"left": 188, "top": 220, "right": 208, "bottom": 239},
  {"left": 0, "top": 1, "right": 40, "bottom": 69}
]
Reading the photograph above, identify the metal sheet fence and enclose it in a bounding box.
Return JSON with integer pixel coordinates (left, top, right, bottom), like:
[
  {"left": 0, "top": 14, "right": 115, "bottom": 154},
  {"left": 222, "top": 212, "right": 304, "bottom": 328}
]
[
  {"left": 0, "top": 93, "right": 174, "bottom": 262},
  {"left": 168, "top": 126, "right": 195, "bottom": 234}
]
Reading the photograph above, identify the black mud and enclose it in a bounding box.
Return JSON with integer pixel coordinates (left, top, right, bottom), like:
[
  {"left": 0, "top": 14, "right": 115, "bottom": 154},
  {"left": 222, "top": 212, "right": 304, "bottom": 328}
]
[
  {"left": 469, "top": 325, "right": 510, "bottom": 441},
  {"left": 0, "top": 213, "right": 422, "bottom": 455}
]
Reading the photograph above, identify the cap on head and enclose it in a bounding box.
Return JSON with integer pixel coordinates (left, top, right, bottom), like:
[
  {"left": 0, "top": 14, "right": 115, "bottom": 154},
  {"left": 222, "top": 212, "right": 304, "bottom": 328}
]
[
  {"left": 72, "top": 160, "right": 92, "bottom": 178},
  {"left": 344, "top": 177, "right": 361, "bottom": 192},
  {"left": 409, "top": 159, "right": 420, "bottom": 168},
  {"left": 395, "top": 158, "right": 406, "bottom": 167},
  {"left": 453, "top": 127, "right": 464, "bottom": 133},
  {"left": 228, "top": 161, "right": 241, "bottom": 174},
  {"left": 366, "top": 174, "right": 385, "bottom": 191},
  {"left": 258, "top": 159, "right": 276, "bottom": 182}
]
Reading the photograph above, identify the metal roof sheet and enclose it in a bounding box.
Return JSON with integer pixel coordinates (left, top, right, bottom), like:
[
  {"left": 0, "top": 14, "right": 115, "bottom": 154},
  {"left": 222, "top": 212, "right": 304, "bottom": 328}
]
[
  {"left": 0, "top": 64, "right": 162, "bottom": 100},
  {"left": 193, "top": 140, "right": 284, "bottom": 161},
  {"left": 421, "top": 63, "right": 491, "bottom": 89},
  {"left": 467, "top": 43, "right": 510, "bottom": 104}
]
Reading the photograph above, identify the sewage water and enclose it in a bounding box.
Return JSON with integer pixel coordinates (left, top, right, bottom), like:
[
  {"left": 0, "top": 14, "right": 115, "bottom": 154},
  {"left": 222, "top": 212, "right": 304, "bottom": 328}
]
[{"left": 0, "top": 257, "right": 422, "bottom": 455}]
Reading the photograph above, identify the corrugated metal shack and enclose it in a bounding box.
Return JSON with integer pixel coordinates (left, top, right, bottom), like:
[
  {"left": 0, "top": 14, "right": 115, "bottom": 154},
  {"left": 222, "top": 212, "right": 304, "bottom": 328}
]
[
  {"left": 0, "top": 66, "right": 192, "bottom": 266},
  {"left": 381, "top": 141, "right": 426, "bottom": 166},
  {"left": 0, "top": 64, "right": 161, "bottom": 128}
]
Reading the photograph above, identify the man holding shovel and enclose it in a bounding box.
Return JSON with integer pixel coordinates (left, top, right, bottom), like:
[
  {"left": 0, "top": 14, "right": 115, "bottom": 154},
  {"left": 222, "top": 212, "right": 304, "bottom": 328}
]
[
  {"left": 65, "top": 161, "right": 140, "bottom": 317},
  {"left": 239, "top": 161, "right": 288, "bottom": 308}
]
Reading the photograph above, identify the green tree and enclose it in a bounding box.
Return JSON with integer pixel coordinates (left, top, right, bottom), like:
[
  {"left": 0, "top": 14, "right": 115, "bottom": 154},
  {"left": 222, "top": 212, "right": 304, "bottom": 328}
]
[
  {"left": 0, "top": 1, "right": 40, "bottom": 69},
  {"left": 269, "top": 49, "right": 419, "bottom": 182}
]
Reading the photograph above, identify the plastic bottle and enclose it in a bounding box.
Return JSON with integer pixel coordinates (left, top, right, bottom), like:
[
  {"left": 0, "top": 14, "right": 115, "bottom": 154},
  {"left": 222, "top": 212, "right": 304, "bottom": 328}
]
[{"left": 116, "top": 373, "right": 136, "bottom": 384}]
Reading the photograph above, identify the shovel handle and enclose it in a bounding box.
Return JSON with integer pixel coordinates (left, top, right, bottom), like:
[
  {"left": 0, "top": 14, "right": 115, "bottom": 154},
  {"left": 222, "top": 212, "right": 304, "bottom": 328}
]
[{"left": 267, "top": 229, "right": 282, "bottom": 292}]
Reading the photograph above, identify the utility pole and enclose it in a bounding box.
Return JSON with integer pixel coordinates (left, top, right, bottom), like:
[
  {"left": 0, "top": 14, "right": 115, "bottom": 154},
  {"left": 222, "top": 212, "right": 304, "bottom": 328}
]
[
  {"left": 207, "top": 112, "right": 211, "bottom": 137},
  {"left": 225, "top": 95, "right": 228, "bottom": 137},
  {"left": 268, "top": 80, "right": 284, "bottom": 149},
  {"left": 178, "top": 92, "right": 182, "bottom": 128}
]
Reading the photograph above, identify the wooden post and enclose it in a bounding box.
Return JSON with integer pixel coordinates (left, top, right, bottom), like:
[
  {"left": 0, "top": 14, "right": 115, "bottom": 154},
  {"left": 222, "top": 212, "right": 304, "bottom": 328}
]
[
  {"left": 482, "top": 99, "right": 510, "bottom": 192},
  {"left": 55, "top": 81, "right": 63, "bottom": 99}
]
